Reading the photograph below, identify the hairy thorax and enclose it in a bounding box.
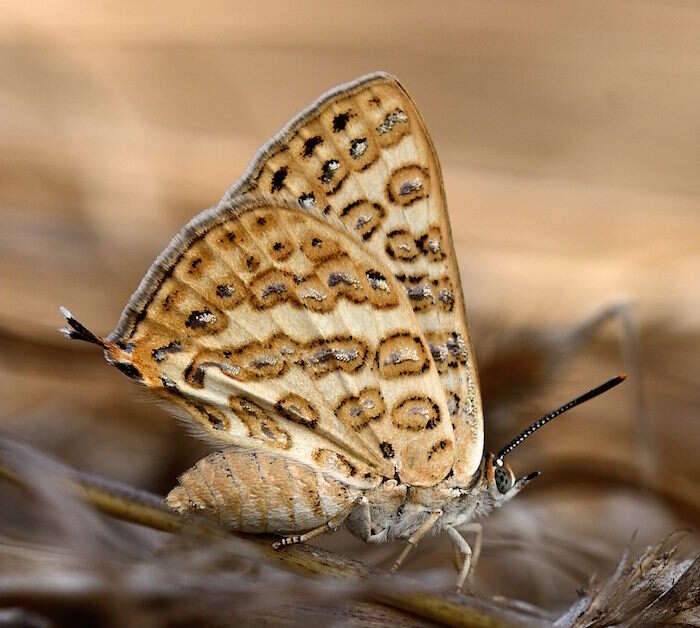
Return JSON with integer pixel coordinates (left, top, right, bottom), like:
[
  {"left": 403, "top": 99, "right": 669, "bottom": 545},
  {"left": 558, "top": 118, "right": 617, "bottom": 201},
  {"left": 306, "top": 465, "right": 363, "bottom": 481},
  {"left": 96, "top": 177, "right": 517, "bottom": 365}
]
[{"left": 347, "top": 474, "right": 490, "bottom": 543}]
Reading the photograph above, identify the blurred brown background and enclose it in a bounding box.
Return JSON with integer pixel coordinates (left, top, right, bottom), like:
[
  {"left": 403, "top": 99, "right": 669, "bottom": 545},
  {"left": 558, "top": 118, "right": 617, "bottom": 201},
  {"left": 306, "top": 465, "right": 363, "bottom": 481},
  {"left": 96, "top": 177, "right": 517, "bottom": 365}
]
[{"left": 1, "top": 1, "right": 699, "bottom": 611}]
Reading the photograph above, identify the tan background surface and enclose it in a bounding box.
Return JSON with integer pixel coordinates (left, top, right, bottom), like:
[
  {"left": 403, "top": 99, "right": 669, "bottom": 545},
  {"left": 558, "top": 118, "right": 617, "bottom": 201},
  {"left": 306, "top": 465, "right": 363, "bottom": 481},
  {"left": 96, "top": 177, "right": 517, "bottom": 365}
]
[{"left": 1, "top": 1, "right": 699, "bottom": 609}]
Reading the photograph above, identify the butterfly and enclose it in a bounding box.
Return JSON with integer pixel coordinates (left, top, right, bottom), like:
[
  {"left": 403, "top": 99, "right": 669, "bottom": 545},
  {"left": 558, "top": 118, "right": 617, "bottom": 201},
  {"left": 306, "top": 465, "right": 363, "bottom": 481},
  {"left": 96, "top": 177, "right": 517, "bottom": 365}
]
[{"left": 61, "top": 72, "right": 625, "bottom": 591}]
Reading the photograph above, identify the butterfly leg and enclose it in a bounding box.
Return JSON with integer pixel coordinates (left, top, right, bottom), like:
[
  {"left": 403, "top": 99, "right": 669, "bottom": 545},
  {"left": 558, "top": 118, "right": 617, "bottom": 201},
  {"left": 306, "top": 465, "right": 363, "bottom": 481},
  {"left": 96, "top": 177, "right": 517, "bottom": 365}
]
[
  {"left": 446, "top": 526, "right": 474, "bottom": 593},
  {"left": 456, "top": 522, "right": 482, "bottom": 574},
  {"left": 390, "top": 510, "right": 442, "bottom": 573},
  {"left": 448, "top": 523, "right": 483, "bottom": 593},
  {"left": 273, "top": 495, "right": 367, "bottom": 549}
]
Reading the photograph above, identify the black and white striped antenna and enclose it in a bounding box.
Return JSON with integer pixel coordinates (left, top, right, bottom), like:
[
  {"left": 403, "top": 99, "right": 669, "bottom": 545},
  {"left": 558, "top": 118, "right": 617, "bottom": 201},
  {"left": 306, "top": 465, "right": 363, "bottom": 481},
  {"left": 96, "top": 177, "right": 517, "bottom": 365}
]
[{"left": 495, "top": 374, "right": 626, "bottom": 466}]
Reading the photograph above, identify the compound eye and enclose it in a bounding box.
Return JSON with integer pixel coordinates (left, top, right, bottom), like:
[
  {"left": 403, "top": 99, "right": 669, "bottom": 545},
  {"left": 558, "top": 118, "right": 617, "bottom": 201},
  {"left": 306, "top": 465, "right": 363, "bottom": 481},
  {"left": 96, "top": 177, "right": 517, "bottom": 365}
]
[{"left": 494, "top": 466, "right": 513, "bottom": 494}]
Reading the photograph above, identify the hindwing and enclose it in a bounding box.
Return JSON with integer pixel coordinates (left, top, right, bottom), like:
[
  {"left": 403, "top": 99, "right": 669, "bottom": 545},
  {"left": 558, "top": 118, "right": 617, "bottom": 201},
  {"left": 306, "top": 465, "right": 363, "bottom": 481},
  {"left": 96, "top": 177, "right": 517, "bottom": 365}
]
[{"left": 107, "top": 198, "right": 455, "bottom": 488}]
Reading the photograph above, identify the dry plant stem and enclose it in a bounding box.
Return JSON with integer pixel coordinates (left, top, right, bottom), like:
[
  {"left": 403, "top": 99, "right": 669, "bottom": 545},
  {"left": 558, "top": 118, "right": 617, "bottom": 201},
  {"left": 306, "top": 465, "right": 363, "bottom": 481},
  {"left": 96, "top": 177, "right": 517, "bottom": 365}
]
[
  {"left": 0, "top": 460, "right": 524, "bottom": 628},
  {"left": 0, "top": 462, "right": 188, "bottom": 536}
]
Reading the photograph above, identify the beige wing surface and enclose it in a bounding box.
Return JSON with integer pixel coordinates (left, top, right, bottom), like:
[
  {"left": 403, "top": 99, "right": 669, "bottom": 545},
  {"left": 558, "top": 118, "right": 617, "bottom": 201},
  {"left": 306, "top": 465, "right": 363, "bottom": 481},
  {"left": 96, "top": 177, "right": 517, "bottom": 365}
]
[
  {"left": 105, "top": 197, "right": 455, "bottom": 488},
  {"left": 219, "top": 72, "right": 483, "bottom": 480}
]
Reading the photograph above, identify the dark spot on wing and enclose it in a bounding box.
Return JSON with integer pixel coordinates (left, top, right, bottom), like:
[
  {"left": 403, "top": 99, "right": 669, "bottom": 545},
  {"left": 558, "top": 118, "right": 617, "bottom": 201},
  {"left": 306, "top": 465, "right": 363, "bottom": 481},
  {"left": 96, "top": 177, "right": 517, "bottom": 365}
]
[
  {"left": 115, "top": 362, "right": 142, "bottom": 381},
  {"left": 185, "top": 309, "right": 216, "bottom": 329},
  {"left": 216, "top": 284, "right": 235, "bottom": 298},
  {"left": 270, "top": 166, "right": 288, "bottom": 193},
  {"left": 203, "top": 408, "right": 226, "bottom": 430},
  {"left": 303, "top": 135, "right": 323, "bottom": 157},
  {"left": 427, "top": 439, "right": 449, "bottom": 461},
  {"left": 152, "top": 341, "right": 182, "bottom": 362},
  {"left": 246, "top": 255, "right": 260, "bottom": 271},
  {"left": 379, "top": 442, "right": 395, "bottom": 459},
  {"left": 332, "top": 111, "right": 350, "bottom": 132},
  {"left": 349, "top": 137, "right": 368, "bottom": 159},
  {"left": 298, "top": 192, "right": 316, "bottom": 209},
  {"left": 365, "top": 269, "right": 385, "bottom": 282},
  {"left": 184, "top": 362, "right": 205, "bottom": 387},
  {"left": 320, "top": 159, "right": 340, "bottom": 184},
  {"left": 161, "top": 376, "right": 182, "bottom": 394}
]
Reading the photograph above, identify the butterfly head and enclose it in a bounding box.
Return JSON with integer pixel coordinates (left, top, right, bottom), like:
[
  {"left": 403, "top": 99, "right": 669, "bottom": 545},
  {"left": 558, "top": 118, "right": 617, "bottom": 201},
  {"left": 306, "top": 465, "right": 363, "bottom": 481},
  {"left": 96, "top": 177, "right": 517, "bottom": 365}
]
[
  {"left": 483, "top": 453, "right": 539, "bottom": 504},
  {"left": 480, "top": 375, "right": 627, "bottom": 505}
]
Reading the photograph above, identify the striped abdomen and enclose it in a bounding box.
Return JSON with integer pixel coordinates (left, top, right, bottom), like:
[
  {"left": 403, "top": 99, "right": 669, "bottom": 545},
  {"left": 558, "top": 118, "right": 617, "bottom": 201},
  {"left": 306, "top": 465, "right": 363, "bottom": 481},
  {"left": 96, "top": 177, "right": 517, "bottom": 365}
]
[{"left": 166, "top": 449, "right": 359, "bottom": 534}]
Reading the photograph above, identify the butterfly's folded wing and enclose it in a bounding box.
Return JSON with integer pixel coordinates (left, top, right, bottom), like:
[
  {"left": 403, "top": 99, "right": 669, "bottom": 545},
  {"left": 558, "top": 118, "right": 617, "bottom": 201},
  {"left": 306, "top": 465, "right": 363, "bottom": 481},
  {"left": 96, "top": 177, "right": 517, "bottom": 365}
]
[
  {"left": 223, "top": 72, "right": 483, "bottom": 481},
  {"left": 106, "top": 197, "right": 455, "bottom": 488}
]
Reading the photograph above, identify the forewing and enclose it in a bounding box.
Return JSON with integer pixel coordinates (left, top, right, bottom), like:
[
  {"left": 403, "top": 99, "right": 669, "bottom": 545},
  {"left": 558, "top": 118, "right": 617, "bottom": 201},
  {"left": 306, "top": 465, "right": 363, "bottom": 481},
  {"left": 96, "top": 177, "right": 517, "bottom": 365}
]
[
  {"left": 106, "top": 197, "right": 455, "bottom": 488},
  {"left": 221, "top": 73, "right": 483, "bottom": 480}
]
